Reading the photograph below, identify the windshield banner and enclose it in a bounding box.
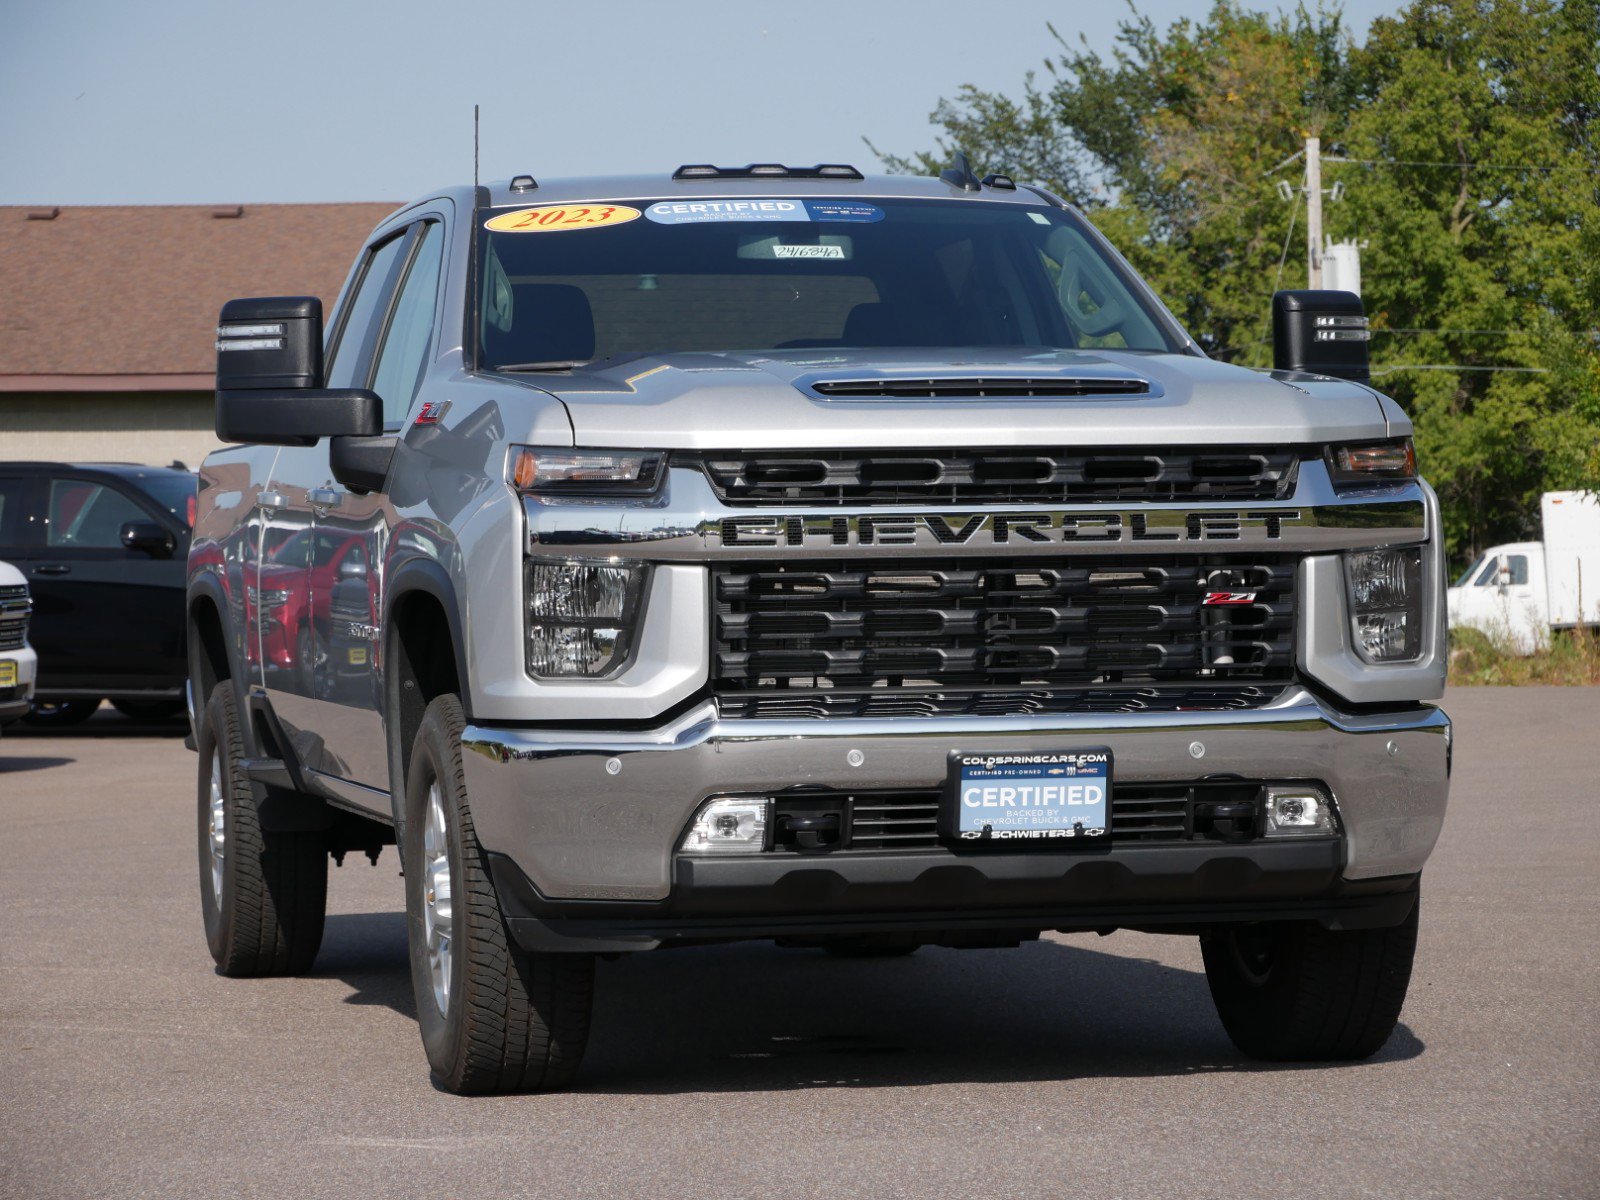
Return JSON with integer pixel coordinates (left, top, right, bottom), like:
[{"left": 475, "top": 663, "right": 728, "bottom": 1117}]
[{"left": 645, "top": 199, "right": 883, "bottom": 225}]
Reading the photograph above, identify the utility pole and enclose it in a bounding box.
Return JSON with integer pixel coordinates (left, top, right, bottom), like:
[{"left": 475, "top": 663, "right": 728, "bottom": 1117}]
[{"left": 1305, "top": 135, "right": 1323, "bottom": 288}]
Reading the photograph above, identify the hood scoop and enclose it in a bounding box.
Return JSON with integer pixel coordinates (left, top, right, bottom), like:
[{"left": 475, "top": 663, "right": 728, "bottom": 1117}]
[{"left": 809, "top": 375, "right": 1152, "bottom": 400}]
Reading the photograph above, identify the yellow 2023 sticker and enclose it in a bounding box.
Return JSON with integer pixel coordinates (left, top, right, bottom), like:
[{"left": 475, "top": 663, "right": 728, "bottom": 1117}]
[{"left": 485, "top": 204, "right": 641, "bottom": 233}]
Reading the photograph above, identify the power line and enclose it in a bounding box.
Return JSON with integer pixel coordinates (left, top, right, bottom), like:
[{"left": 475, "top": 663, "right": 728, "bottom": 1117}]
[
  {"left": 1372, "top": 328, "right": 1532, "bottom": 336},
  {"left": 1272, "top": 187, "right": 1302, "bottom": 293},
  {"left": 1369, "top": 364, "right": 1552, "bottom": 376},
  {"left": 1261, "top": 148, "right": 1305, "bottom": 177},
  {"left": 1265, "top": 152, "right": 1568, "bottom": 175},
  {"left": 1323, "top": 156, "right": 1565, "bottom": 172}
]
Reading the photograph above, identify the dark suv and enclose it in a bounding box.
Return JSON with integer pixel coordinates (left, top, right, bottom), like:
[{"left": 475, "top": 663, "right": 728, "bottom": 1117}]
[{"left": 0, "top": 462, "right": 196, "bottom": 724}]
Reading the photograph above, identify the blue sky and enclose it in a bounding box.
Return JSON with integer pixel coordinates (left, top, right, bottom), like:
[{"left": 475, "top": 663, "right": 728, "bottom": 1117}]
[{"left": 1, "top": 0, "right": 1405, "bottom": 205}]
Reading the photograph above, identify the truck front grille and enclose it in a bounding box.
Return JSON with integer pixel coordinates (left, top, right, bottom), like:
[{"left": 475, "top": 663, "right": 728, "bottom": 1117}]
[
  {"left": 713, "top": 556, "right": 1296, "bottom": 714},
  {"left": 0, "top": 584, "right": 29, "bottom": 651},
  {"left": 685, "top": 447, "right": 1297, "bottom": 506}
]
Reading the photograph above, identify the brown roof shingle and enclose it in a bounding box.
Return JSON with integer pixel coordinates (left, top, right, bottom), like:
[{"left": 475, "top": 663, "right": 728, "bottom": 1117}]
[{"left": 0, "top": 202, "right": 397, "bottom": 388}]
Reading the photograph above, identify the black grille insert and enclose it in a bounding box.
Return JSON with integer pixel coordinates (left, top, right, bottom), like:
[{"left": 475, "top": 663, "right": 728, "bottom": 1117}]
[
  {"left": 687, "top": 447, "right": 1298, "bottom": 505},
  {"left": 0, "top": 584, "right": 29, "bottom": 652},
  {"left": 718, "top": 685, "right": 1277, "bottom": 720},
  {"left": 714, "top": 556, "right": 1296, "bottom": 708}
]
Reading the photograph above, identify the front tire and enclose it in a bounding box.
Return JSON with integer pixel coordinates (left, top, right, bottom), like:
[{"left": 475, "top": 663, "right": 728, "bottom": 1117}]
[
  {"left": 196, "top": 684, "right": 327, "bottom": 976},
  {"left": 404, "top": 694, "right": 594, "bottom": 1095},
  {"left": 1201, "top": 898, "right": 1419, "bottom": 1061}
]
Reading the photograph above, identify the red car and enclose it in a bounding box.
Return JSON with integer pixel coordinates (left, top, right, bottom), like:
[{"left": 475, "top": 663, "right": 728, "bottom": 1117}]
[{"left": 252, "top": 527, "right": 375, "bottom": 695}]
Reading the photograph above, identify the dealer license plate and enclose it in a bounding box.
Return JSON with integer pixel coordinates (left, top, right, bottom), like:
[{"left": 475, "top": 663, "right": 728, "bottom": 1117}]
[
  {"left": 942, "top": 749, "right": 1112, "bottom": 844},
  {"left": 347, "top": 647, "right": 368, "bottom": 665},
  {"left": 0, "top": 661, "right": 15, "bottom": 687}
]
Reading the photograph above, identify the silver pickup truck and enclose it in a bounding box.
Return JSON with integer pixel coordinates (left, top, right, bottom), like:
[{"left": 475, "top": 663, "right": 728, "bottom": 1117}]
[{"left": 189, "top": 161, "right": 1449, "bottom": 1094}]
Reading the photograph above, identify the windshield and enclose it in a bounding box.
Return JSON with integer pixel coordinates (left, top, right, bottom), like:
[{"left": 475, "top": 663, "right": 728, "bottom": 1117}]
[
  {"left": 270, "top": 529, "right": 313, "bottom": 568},
  {"left": 1454, "top": 554, "right": 1488, "bottom": 588},
  {"left": 476, "top": 197, "right": 1183, "bottom": 367}
]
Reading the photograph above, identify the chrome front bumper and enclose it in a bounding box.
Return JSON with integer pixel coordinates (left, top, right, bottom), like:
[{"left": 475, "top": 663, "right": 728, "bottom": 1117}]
[{"left": 460, "top": 686, "right": 1450, "bottom": 903}]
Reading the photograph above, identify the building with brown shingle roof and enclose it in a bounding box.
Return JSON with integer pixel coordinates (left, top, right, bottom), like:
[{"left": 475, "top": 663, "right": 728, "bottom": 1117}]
[{"left": 0, "top": 202, "right": 395, "bottom": 466}]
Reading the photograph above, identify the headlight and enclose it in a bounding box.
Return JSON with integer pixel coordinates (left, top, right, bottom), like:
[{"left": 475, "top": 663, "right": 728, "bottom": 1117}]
[
  {"left": 246, "top": 586, "right": 290, "bottom": 609},
  {"left": 1343, "top": 547, "right": 1423, "bottom": 662},
  {"left": 509, "top": 447, "right": 663, "bottom": 495},
  {"left": 1327, "top": 438, "right": 1416, "bottom": 488},
  {"left": 525, "top": 558, "right": 649, "bottom": 678}
]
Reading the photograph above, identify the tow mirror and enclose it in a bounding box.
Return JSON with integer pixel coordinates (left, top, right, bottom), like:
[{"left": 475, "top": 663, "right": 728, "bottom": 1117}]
[
  {"left": 1271, "top": 289, "right": 1370, "bottom": 383},
  {"left": 215, "top": 297, "right": 380, "bottom": 446},
  {"left": 121, "top": 520, "right": 174, "bottom": 557}
]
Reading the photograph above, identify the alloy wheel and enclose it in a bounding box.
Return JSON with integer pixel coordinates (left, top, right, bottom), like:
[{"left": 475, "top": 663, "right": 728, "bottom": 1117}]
[{"left": 422, "top": 783, "right": 454, "bottom": 1017}]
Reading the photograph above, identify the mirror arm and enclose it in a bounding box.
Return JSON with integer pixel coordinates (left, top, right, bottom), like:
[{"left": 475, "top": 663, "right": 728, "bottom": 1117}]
[
  {"left": 215, "top": 388, "right": 380, "bottom": 447},
  {"left": 330, "top": 434, "right": 398, "bottom": 495}
]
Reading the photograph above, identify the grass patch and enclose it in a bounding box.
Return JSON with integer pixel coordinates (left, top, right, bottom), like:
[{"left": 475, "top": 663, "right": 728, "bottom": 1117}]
[{"left": 1449, "top": 625, "right": 1600, "bottom": 685}]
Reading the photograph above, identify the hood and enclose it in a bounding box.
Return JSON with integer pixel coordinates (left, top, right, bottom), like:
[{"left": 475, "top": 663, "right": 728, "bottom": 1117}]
[
  {"left": 257, "top": 561, "right": 304, "bottom": 588},
  {"left": 521, "top": 347, "right": 1393, "bottom": 450}
]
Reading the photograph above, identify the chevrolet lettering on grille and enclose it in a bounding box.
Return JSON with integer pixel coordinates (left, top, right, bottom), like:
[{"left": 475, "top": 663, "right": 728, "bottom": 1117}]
[{"left": 718, "top": 509, "right": 1305, "bottom": 548}]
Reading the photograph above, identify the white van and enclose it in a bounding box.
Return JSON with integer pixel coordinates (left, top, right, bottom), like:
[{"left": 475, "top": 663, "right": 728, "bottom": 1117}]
[
  {"left": 0, "top": 560, "right": 36, "bottom": 728},
  {"left": 1447, "top": 491, "right": 1600, "bottom": 654}
]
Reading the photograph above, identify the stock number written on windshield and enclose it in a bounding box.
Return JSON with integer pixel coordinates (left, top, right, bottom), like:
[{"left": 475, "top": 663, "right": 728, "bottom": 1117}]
[{"left": 484, "top": 204, "right": 642, "bottom": 232}]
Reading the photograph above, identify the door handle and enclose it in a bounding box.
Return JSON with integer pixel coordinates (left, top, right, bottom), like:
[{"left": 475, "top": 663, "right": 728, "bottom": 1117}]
[
  {"left": 310, "top": 487, "right": 343, "bottom": 509},
  {"left": 34, "top": 563, "right": 70, "bottom": 575},
  {"left": 259, "top": 491, "right": 286, "bottom": 512}
]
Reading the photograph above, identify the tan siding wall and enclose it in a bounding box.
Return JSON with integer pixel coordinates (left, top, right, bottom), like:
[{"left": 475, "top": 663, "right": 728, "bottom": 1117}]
[{"left": 0, "top": 392, "right": 221, "bottom": 468}]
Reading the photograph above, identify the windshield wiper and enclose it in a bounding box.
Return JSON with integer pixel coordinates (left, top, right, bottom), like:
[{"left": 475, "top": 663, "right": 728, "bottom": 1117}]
[{"left": 494, "top": 360, "right": 590, "bottom": 372}]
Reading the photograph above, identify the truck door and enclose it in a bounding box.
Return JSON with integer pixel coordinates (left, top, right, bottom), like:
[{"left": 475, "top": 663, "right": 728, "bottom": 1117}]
[
  {"left": 308, "top": 218, "right": 444, "bottom": 789},
  {"left": 260, "top": 225, "right": 412, "bottom": 779},
  {"left": 1497, "top": 552, "right": 1539, "bottom": 652},
  {"left": 30, "top": 473, "right": 186, "bottom": 694}
]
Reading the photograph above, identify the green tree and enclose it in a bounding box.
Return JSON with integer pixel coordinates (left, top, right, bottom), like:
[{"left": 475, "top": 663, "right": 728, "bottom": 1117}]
[{"left": 871, "top": 0, "right": 1600, "bottom": 560}]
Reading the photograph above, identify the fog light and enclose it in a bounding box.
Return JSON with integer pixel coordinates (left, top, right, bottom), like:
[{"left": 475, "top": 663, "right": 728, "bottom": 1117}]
[
  {"left": 1263, "top": 787, "right": 1337, "bottom": 837},
  {"left": 681, "top": 798, "right": 768, "bottom": 854}
]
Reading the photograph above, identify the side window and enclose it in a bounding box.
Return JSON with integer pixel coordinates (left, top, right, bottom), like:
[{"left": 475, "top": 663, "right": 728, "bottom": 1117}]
[
  {"left": 1473, "top": 558, "right": 1501, "bottom": 587},
  {"left": 325, "top": 233, "right": 409, "bottom": 390},
  {"left": 46, "top": 480, "right": 146, "bottom": 549},
  {"left": 371, "top": 222, "right": 445, "bottom": 426},
  {"left": 1505, "top": 554, "right": 1529, "bottom": 586}
]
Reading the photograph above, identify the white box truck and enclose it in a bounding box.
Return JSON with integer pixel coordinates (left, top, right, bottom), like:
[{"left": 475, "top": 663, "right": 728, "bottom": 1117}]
[{"left": 1447, "top": 490, "right": 1600, "bottom": 653}]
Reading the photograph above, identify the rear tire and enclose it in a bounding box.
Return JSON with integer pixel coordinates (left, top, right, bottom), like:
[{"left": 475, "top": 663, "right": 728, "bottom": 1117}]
[
  {"left": 404, "top": 694, "right": 594, "bottom": 1095},
  {"left": 23, "top": 698, "right": 100, "bottom": 726},
  {"left": 112, "top": 698, "right": 185, "bottom": 722},
  {"left": 1201, "top": 897, "right": 1419, "bottom": 1061},
  {"left": 196, "top": 684, "right": 327, "bottom": 976}
]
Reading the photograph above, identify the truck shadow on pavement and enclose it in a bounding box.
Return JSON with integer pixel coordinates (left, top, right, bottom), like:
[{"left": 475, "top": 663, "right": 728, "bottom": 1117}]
[
  {"left": 317, "top": 912, "right": 1424, "bottom": 1091},
  {"left": 6, "top": 712, "right": 188, "bottom": 739},
  {"left": 0, "top": 753, "right": 75, "bottom": 773}
]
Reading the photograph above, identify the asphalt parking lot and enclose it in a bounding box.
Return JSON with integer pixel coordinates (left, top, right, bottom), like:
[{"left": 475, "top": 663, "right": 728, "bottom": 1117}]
[{"left": 1, "top": 687, "right": 1596, "bottom": 1200}]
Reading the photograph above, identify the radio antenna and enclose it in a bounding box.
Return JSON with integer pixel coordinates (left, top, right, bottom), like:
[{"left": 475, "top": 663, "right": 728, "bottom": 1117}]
[{"left": 473, "top": 103, "right": 480, "bottom": 189}]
